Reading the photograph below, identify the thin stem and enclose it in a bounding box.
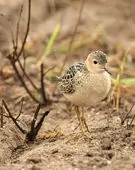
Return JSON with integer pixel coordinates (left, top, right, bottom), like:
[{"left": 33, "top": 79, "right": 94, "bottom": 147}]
[
  {"left": 121, "top": 104, "right": 135, "bottom": 125},
  {"left": 9, "top": 56, "right": 42, "bottom": 104},
  {"left": 2, "top": 99, "right": 27, "bottom": 134},
  {"left": 15, "top": 3, "right": 23, "bottom": 50},
  {"left": 30, "top": 104, "right": 41, "bottom": 132},
  {"left": 15, "top": 98, "right": 24, "bottom": 120},
  {"left": 59, "top": 0, "right": 86, "bottom": 75},
  {"left": 0, "top": 107, "right": 3, "bottom": 128},
  {"left": 17, "top": 58, "right": 39, "bottom": 91},
  {"left": 41, "top": 64, "right": 48, "bottom": 104},
  {"left": 17, "top": 0, "right": 31, "bottom": 58}
]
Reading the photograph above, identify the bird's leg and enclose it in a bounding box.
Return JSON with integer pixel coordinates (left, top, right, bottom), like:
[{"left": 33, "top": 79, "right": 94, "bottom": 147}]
[
  {"left": 75, "top": 106, "right": 85, "bottom": 134},
  {"left": 81, "top": 107, "right": 90, "bottom": 133}
]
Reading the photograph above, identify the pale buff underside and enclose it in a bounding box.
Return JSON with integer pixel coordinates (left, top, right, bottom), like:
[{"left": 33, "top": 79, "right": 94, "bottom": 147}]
[{"left": 64, "top": 71, "right": 111, "bottom": 107}]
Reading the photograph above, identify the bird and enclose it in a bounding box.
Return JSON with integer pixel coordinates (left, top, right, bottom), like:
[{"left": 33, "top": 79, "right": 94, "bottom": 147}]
[{"left": 57, "top": 51, "right": 111, "bottom": 135}]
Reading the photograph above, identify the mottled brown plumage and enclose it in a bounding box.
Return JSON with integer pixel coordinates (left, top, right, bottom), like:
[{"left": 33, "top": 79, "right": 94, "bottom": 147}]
[{"left": 57, "top": 51, "right": 111, "bottom": 135}]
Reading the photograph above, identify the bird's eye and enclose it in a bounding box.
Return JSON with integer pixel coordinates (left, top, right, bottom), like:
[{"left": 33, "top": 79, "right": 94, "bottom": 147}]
[{"left": 93, "top": 60, "right": 98, "bottom": 64}]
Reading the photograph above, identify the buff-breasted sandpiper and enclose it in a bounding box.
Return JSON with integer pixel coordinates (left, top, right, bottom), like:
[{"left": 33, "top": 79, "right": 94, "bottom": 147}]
[{"left": 57, "top": 51, "right": 111, "bottom": 135}]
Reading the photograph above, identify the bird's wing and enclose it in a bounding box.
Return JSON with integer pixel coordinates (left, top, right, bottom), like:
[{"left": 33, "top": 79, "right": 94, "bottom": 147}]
[{"left": 58, "top": 62, "right": 85, "bottom": 94}]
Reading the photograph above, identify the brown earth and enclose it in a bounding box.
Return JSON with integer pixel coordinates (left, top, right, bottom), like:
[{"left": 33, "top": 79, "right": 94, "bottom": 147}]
[{"left": 0, "top": 0, "right": 135, "bottom": 170}]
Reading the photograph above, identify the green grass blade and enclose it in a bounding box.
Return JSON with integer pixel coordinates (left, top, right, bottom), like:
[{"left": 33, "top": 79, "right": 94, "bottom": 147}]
[
  {"left": 45, "top": 24, "right": 60, "bottom": 57},
  {"left": 120, "top": 52, "right": 127, "bottom": 74},
  {"left": 112, "top": 77, "right": 135, "bottom": 86},
  {"left": 120, "top": 78, "right": 135, "bottom": 86},
  {"left": 38, "top": 24, "right": 60, "bottom": 65}
]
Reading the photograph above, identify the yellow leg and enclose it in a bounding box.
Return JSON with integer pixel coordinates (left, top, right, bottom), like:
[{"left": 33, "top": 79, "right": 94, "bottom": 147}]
[
  {"left": 63, "top": 106, "right": 90, "bottom": 143},
  {"left": 75, "top": 106, "right": 89, "bottom": 136},
  {"left": 75, "top": 106, "right": 85, "bottom": 133},
  {"left": 81, "top": 107, "right": 90, "bottom": 133}
]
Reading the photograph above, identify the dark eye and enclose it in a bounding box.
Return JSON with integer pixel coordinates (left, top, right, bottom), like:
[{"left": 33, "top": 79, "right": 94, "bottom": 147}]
[{"left": 93, "top": 60, "right": 98, "bottom": 64}]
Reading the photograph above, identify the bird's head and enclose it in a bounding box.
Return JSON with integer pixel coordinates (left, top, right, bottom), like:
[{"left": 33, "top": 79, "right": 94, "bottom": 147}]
[{"left": 85, "top": 51, "right": 110, "bottom": 74}]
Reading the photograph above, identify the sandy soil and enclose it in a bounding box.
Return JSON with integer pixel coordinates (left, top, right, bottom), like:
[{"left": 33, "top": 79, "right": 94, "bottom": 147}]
[{"left": 0, "top": 0, "right": 135, "bottom": 170}]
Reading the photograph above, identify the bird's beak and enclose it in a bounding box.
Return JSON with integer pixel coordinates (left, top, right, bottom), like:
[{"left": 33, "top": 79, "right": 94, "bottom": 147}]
[{"left": 104, "top": 66, "right": 112, "bottom": 75}]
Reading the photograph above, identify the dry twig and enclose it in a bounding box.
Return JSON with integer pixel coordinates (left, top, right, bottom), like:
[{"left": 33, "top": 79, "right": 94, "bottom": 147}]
[
  {"left": 121, "top": 104, "right": 135, "bottom": 127},
  {"left": 59, "top": 0, "right": 86, "bottom": 75},
  {"left": 17, "top": 0, "right": 31, "bottom": 58},
  {"left": 2, "top": 100, "right": 50, "bottom": 142},
  {"left": 2, "top": 99, "right": 27, "bottom": 134},
  {"left": 26, "top": 104, "right": 50, "bottom": 141},
  {"left": 40, "top": 64, "right": 48, "bottom": 104},
  {"left": 15, "top": 3, "right": 23, "bottom": 51},
  {"left": 17, "top": 57, "right": 39, "bottom": 91},
  {"left": 8, "top": 56, "right": 42, "bottom": 104},
  {"left": 15, "top": 98, "right": 24, "bottom": 120},
  {"left": 6, "top": 0, "right": 48, "bottom": 105},
  {"left": 0, "top": 106, "right": 4, "bottom": 128}
]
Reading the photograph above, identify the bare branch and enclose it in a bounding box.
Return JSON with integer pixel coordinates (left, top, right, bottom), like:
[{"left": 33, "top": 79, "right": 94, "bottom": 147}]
[
  {"left": 126, "top": 104, "right": 135, "bottom": 127},
  {"left": 121, "top": 104, "right": 135, "bottom": 125},
  {"left": 8, "top": 55, "right": 42, "bottom": 104},
  {"left": 0, "top": 106, "right": 4, "bottom": 128},
  {"left": 35, "top": 110, "right": 50, "bottom": 133},
  {"left": 26, "top": 104, "right": 50, "bottom": 141},
  {"left": 26, "top": 110, "right": 50, "bottom": 141},
  {"left": 6, "top": 0, "right": 49, "bottom": 106},
  {"left": 40, "top": 64, "right": 48, "bottom": 104},
  {"left": 15, "top": 3, "right": 24, "bottom": 50},
  {"left": 17, "top": 58, "right": 39, "bottom": 91},
  {"left": 128, "top": 110, "right": 135, "bottom": 127},
  {"left": 59, "top": 0, "right": 86, "bottom": 75},
  {"left": 30, "top": 104, "right": 41, "bottom": 132},
  {"left": 2, "top": 100, "right": 50, "bottom": 142},
  {"left": 17, "top": 0, "right": 31, "bottom": 58},
  {"left": 2, "top": 99, "right": 27, "bottom": 134},
  {"left": 15, "top": 98, "right": 24, "bottom": 120}
]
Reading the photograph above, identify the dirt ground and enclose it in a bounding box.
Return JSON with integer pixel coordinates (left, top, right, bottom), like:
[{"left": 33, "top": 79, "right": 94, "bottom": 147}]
[{"left": 0, "top": 0, "right": 135, "bottom": 170}]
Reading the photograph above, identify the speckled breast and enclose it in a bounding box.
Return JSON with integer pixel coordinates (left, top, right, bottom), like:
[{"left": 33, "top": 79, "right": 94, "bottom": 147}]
[{"left": 64, "top": 71, "right": 111, "bottom": 106}]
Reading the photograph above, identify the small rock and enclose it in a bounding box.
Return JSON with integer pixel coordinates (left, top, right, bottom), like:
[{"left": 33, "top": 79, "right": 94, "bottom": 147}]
[
  {"left": 101, "top": 138, "right": 111, "bottom": 150},
  {"left": 85, "top": 152, "right": 93, "bottom": 157},
  {"left": 131, "top": 140, "right": 135, "bottom": 148},
  {"left": 27, "top": 157, "right": 41, "bottom": 164},
  {"left": 51, "top": 149, "right": 58, "bottom": 154}
]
